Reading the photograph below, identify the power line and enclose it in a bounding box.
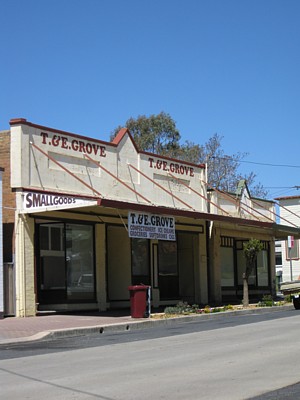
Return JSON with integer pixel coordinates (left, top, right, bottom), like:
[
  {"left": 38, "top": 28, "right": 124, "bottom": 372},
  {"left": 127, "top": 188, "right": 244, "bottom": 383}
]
[
  {"left": 265, "top": 186, "right": 300, "bottom": 189},
  {"left": 211, "top": 156, "right": 300, "bottom": 169},
  {"left": 239, "top": 160, "right": 300, "bottom": 168}
]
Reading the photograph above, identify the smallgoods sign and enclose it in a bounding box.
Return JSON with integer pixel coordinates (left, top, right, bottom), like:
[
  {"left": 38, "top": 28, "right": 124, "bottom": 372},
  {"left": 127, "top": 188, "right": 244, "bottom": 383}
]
[
  {"left": 128, "top": 212, "right": 176, "bottom": 241},
  {"left": 23, "top": 192, "right": 96, "bottom": 212}
]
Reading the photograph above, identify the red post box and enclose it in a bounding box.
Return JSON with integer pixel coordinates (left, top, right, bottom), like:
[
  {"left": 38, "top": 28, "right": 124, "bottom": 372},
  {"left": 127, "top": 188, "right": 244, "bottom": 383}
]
[{"left": 128, "top": 285, "right": 151, "bottom": 318}]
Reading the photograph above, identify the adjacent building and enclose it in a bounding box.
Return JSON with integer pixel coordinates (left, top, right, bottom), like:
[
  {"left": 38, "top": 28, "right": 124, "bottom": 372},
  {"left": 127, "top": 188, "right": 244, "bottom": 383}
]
[
  {"left": 275, "top": 195, "right": 300, "bottom": 283},
  {"left": 0, "top": 167, "right": 4, "bottom": 318},
  {"left": 1, "top": 118, "right": 299, "bottom": 317}
]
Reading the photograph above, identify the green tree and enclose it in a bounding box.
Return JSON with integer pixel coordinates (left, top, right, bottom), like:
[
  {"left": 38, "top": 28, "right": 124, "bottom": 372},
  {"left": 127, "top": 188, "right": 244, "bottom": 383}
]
[
  {"left": 242, "top": 239, "right": 264, "bottom": 307},
  {"left": 111, "top": 113, "right": 267, "bottom": 198},
  {"left": 111, "top": 112, "right": 181, "bottom": 157}
]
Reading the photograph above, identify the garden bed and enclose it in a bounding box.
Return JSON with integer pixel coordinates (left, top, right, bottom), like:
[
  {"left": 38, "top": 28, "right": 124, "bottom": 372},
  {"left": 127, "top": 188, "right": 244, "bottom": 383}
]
[{"left": 150, "top": 298, "right": 288, "bottom": 319}]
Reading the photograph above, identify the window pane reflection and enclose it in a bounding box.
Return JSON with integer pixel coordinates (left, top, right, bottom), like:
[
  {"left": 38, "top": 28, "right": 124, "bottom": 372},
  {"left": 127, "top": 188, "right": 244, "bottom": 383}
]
[{"left": 66, "top": 224, "right": 95, "bottom": 301}]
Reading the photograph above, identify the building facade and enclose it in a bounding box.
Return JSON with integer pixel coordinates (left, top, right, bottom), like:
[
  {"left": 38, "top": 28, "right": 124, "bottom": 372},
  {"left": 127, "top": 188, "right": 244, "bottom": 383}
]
[
  {"left": 208, "top": 184, "right": 279, "bottom": 304},
  {"left": 275, "top": 195, "right": 300, "bottom": 283},
  {"left": 2, "top": 119, "right": 299, "bottom": 317}
]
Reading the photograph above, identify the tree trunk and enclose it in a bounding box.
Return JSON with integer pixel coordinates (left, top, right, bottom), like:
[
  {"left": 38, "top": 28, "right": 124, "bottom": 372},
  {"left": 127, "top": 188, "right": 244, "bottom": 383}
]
[{"left": 243, "top": 273, "right": 249, "bottom": 308}]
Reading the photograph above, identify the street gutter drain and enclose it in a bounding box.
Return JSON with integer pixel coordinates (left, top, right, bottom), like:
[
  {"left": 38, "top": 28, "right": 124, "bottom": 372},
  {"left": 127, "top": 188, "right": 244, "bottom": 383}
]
[{"left": 99, "top": 327, "right": 104, "bottom": 334}]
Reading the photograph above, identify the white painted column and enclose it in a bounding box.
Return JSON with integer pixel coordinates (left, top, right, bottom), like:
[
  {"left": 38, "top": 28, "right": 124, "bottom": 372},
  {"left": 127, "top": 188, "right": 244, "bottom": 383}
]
[
  {"left": 14, "top": 212, "right": 25, "bottom": 317},
  {"left": 14, "top": 213, "right": 36, "bottom": 317}
]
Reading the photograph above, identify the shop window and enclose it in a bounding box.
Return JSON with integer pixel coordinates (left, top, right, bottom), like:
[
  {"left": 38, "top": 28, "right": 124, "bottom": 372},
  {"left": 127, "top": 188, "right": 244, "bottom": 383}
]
[
  {"left": 40, "top": 225, "right": 49, "bottom": 250},
  {"left": 275, "top": 252, "right": 282, "bottom": 267},
  {"left": 221, "top": 237, "right": 235, "bottom": 287},
  {"left": 66, "top": 224, "right": 94, "bottom": 301},
  {"left": 221, "top": 247, "right": 235, "bottom": 286},
  {"left": 51, "top": 227, "right": 63, "bottom": 251},
  {"left": 131, "top": 238, "right": 150, "bottom": 285},
  {"left": 236, "top": 240, "right": 269, "bottom": 287},
  {"left": 37, "top": 222, "right": 95, "bottom": 304},
  {"left": 237, "top": 248, "right": 249, "bottom": 285},
  {"left": 257, "top": 250, "right": 269, "bottom": 286},
  {"left": 159, "top": 241, "right": 178, "bottom": 276},
  {"left": 40, "top": 224, "right": 63, "bottom": 251},
  {"left": 158, "top": 241, "right": 179, "bottom": 299}
]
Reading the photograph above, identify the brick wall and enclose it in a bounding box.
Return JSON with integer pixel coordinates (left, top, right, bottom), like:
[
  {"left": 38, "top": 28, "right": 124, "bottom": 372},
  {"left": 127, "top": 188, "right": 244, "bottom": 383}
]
[
  {"left": 0, "top": 130, "right": 15, "bottom": 223},
  {"left": 0, "top": 130, "right": 15, "bottom": 262}
]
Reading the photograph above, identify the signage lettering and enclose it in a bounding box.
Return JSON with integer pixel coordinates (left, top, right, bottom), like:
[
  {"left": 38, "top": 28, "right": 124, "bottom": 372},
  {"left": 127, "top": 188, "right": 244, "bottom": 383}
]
[
  {"left": 128, "top": 212, "right": 176, "bottom": 241},
  {"left": 25, "top": 192, "right": 76, "bottom": 209},
  {"left": 40, "top": 132, "right": 106, "bottom": 158},
  {"left": 22, "top": 192, "right": 98, "bottom": 213},
  {"left": 148, "top": 157, "right": 194, "bottom": 177}
]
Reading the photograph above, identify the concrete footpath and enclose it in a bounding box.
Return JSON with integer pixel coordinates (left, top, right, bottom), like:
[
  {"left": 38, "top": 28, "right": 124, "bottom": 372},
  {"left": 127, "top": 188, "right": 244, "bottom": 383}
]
[{"left": 0, "top": 304, "right": 295, "bottom": 346}]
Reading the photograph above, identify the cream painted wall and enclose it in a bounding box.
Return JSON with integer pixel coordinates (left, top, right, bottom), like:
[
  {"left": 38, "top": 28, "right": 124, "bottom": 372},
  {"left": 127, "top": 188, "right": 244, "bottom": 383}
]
[
  {"left": 11, "top": 122, "right": 206, "bottom": 213},
  {"left": 107, "top": 225, "right": 131, "bottom": 302}
]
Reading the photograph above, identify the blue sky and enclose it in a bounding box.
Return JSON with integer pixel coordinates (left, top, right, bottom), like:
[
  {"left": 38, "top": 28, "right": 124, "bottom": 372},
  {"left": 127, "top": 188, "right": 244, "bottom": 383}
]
[{"left": 1, "top": 0, "right": 300, "bottom": 199}]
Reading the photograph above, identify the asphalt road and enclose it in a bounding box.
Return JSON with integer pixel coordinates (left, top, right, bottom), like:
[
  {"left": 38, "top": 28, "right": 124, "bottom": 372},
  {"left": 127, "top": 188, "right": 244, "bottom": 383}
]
[{"left": 1, "top": 309, "right": 300, "bottom": 399}]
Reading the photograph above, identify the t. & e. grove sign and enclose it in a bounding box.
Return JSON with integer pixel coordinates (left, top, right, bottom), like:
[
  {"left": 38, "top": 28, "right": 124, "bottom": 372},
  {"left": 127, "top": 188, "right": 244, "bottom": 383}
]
[{"left": 128, "top": 212, "right": 175, "bottom": 241}]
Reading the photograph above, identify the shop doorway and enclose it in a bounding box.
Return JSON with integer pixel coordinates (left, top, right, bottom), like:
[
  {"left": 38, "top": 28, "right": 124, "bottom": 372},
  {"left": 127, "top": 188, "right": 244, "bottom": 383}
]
[
  {"left": 158, "top": 241, "right": 179, "bottom": 299},
  {"left": 36, "top": 222, "right": 95, "bottom": 306},
  {"left": 158, "top": 232, "right": 196, "bottom": 301}
]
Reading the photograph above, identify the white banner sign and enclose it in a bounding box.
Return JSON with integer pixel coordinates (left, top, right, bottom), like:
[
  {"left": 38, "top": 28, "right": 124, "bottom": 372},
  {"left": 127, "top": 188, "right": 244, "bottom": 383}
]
[
  {"left": 23, "top": 192, "right": 97, "bottom": 212},
  {"left": 128, "top": 212, "right": 176, "bottom": 241}
]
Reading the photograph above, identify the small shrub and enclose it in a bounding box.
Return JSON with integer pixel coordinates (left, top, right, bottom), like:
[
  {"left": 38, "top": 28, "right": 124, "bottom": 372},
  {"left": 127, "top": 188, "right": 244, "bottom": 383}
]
[
  {"left": 164, "top": 301, "right": 201, "bottom": 315},
  {"left": 285, "top": 294, "right": 293, "bottom": 303},
  {"left": 191, "top": 304, "right": 200, "bottom": 312},
  {"left": 258, "top": 294, "right": 274, "bottom": 307},
  {"left": 164, "top": 306, "right": 180, "bottom": 315}
]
